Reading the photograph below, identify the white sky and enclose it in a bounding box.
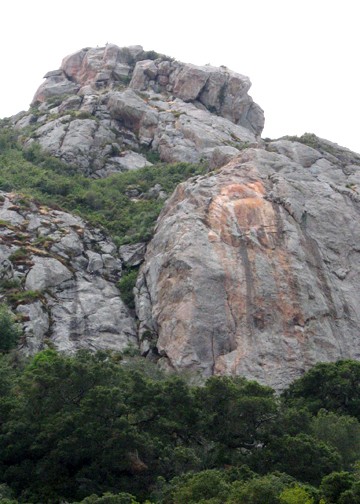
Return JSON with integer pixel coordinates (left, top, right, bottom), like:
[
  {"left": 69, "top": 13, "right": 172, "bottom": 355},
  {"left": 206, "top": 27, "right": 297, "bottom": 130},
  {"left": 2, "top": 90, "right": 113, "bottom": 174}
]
[{"left": 1, "top": 0, "right": 359, "bottom": 153}]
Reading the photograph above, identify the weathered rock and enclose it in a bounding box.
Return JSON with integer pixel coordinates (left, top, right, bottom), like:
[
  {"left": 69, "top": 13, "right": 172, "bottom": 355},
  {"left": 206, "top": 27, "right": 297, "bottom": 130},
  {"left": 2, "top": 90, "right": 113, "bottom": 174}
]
[
  {"left": 49, "top": 276, "right": 136, "bottom": 353},
  {"left": 25, "top": 257, "right": 73, "bottom": 291},
  {"left": 60, "top": 44, "right": 142, "bottom": 88},
  {"left": 0, "top": 192, "right": 137, "bottom": 355},
  {"left": 172, "top": 64, "right": 210, "bottom": 102},
  {"left": 108, "top": 89, "right": 159, "bottom": 141},
  {"left": 208, "top": 146, "right": 242, "bottom": 170},
  {"left": 130, "top": 60, "right": 264, "bottom": 136},
  {"left": 135, "top": 141, "right": 360, "bottom": 390},
  {"left": 32, "top": 73, "right": 80, "bottom": 104},
  {"left": 17, "top": 301, "right": 49, "bottom": 354},
  {"left": 119, "top": 242, "right": 147, "bottom": 267},
  {"left": 110, "top": 151, "right": 152, "bottom": 171},
  {"left": 13, "top": 44, "right": 264, "bottom": 177}
]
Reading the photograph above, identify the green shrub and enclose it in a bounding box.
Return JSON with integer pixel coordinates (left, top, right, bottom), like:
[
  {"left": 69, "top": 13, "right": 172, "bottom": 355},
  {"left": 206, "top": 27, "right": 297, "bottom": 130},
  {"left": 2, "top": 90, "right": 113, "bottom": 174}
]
[
  {"left": 6, "top": 289, "right": 43, "bottom": 305},
  {"left": 279, "top": 484, "right": 315, "bottom": 504},
  {"left": 78, "top": 492, "right": 141, "bottom": 503},
  {"left": 8, "top": 248, "right": 29, "bottom": 263},
  {"left": 0, "top": 303, "right": 22, "bottom": 352},
  {"left": 320, "top": 472, "right": 355, "bottom": 503},
  {"left": 142, "top": 50, "right": 160, "bottom": 60},
  {"left": 118, "top": 268, "right": 139, "bottom": 309}
]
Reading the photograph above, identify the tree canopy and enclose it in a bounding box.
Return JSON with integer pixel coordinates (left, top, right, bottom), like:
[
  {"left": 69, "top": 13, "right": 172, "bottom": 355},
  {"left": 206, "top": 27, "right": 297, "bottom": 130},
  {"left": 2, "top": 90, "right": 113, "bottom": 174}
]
[{"left": 0, "top": 352, "right": 359, "bottom": 503}]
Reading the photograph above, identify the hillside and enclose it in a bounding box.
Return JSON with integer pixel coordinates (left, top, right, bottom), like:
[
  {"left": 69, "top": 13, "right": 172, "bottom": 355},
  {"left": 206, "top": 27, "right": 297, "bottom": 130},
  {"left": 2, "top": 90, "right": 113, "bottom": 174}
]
[
  {"left": 0, "top": 44, "right": 359, "bottom": 391},
  {"left": 1, "top": 42, "right": 360, "bottom": 504}
]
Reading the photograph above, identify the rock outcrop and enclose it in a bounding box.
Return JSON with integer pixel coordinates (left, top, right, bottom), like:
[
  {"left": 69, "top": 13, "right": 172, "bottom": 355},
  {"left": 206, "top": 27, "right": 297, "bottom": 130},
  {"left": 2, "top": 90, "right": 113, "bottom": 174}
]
[
  {"left": 5, "top": 44, "right": 360, "bottom": 390},
  {"left": 12, "top": 44, "right": 263, "bottom": 176},
  {"left": 0, "top": 192, "right": 137, "bottom": 354},
  {"left": 135, "top": 138, "right": 360, "bottom": 390}
]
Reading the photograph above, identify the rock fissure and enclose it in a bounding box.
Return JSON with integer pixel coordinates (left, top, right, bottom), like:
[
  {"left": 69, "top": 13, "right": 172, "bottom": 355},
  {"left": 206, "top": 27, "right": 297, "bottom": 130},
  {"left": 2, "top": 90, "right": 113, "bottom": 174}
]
[
  {"left": 58, "top": 120, "right": 71, "bottom": 151},
  {"left": 329, "top": 182, "right": 360, "bottom": 202}
]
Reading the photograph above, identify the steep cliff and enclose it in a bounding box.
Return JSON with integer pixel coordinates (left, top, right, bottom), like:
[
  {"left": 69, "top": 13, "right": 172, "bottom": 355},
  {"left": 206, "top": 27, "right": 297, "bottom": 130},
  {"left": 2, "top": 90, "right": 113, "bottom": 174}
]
[{"left": 135, "top": 137, "right": 360, "bottom": 389}]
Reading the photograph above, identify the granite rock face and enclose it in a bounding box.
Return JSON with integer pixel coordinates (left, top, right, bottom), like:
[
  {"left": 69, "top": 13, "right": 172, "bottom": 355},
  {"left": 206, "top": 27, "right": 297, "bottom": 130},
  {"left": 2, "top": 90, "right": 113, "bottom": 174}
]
[
  {"left": 130, "top": 58, "right": 264, "bottom": 135},
  {"left": 12, "top": 44, "right": 263, "bottom": 176},
  {"left": 0, "top": 192, "right": 137, "bottom": 355},
  {"left": 135, "top": 139, "right": 360, "bottom": 390}
]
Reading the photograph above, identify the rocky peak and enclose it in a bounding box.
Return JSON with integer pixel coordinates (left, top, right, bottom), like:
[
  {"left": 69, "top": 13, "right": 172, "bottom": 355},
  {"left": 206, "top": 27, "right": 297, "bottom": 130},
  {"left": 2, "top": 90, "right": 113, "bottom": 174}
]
[
  {"left": 129, "top": 58, "right": 263, "bottom": 135},
  {"left": 32, "top": 44, "right": 263, "bottom": 135},
  {"left": 4, "top": 44, "right": 360, "bottom": 390},
  {"left": 11, "top": 44, "right": 263, "bottom": 177},
  {"left": 32, "top": 44, "right": 146, "bottom": 103}
]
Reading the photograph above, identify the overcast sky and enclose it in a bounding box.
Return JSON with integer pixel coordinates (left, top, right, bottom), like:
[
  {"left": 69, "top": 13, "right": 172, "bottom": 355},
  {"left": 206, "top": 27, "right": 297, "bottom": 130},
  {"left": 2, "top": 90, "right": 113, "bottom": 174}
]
[{"left": 2, "top": 0, "right": 359, "bottom": 153}]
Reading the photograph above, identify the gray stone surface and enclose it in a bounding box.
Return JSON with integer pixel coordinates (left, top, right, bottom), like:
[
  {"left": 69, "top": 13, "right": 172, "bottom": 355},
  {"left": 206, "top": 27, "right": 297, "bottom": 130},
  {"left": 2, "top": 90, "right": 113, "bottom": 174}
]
[
  {"left": 13, "top": 44, "right": 264, "bottom": 177},
  {"left": 32, "top": 74, "right": 80, "bottom": 104},
  {"left": 130, "top": 59, "right": 264, "bottom": 135},
  {"left": 119, "top": 242, "right": 147, "bottom": 267},
  {"left": 135, "top": 140, "right": 360, "bottom": 390},
  {"left": 16, "top": 301, "right": 49, "bottom": 354},
  {"left": 25, "top": 257, "right": 73, "bottom": 290},
  {"left": 109, "top": 151, "right": 153, "bottom": 171},
  {"left": 0, "top": 192, "right": 137, "bottom": 355}
]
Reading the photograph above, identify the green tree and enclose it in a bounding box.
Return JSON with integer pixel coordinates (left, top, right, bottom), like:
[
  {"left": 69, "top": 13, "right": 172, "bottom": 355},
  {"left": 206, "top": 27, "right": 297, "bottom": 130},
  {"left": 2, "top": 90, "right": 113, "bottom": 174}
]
[
  {"left": 279, "top": 485, "right": 315, "bottom": 504},
  {"left": 320, "top": 472, "right": 355, "bottom": 503},
  {"left": 196, "top": 376, "right": 278, "bottom": 465},
  {"left": 263, "top": 434, "right": 341, "bottom": 485},
  {"left": 0, "top": 351, "right": 148, "bottom": 502},
  {"left": 311, "top": 411, "right": 360, "bottom": 468},
  {"left": 0, "top": 350, "right": 205, "bottom": 502},
  {"left": 283, "top": 361, "right": 360, "bottom": 419},
  {"left": 0, "top": 483, "right": 16, "bottom": 502},
  {"left": 227, "top": 473, "right": 293, "bottom": 504},
  {"left": 78, "top": 491, "right": 141, "bottom": 503},
  {"left": 167, "top": 470, "right": 231, "bottom": 504},
  {"left": 0, "top": 304, "right": 21, "bottom": 352},
  {"left": 338, "top": 481, "right": 360, "bottom": 504}
]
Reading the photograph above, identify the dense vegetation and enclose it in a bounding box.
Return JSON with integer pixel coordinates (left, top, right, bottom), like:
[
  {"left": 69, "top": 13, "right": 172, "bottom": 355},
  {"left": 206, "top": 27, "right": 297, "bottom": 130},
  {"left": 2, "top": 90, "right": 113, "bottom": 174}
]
[
  {"left": 0, "top": 122, "right": 207, "bottom": 245},
  {"left": 0, "top": 349, "right": 359, "bottom": 503}
]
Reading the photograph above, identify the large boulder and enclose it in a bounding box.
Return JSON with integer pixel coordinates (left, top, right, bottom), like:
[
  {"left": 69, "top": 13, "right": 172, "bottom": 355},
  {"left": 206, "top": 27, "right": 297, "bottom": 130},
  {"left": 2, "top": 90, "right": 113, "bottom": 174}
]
[{"left": 135, "top": 139, "right": 360, "bottom": 390}]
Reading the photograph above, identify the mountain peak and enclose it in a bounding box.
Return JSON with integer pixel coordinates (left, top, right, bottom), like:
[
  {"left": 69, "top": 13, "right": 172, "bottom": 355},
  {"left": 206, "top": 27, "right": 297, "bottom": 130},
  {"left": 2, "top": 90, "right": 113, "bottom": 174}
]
[{"left": 3, "top": 45, "right": 360, "bottom": 390}]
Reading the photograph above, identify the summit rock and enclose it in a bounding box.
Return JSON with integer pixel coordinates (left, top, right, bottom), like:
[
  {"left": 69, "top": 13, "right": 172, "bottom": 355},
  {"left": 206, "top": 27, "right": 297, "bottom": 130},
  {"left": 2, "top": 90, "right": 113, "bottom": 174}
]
[{"left": 12, "top": 44, "right": 263, "bottom": 176}]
